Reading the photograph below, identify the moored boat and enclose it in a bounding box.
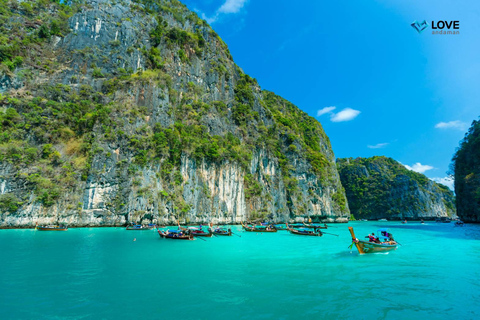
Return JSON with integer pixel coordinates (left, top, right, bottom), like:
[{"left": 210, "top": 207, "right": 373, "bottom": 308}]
[
  {"left": 36, "top": 225, "right": 68, "bottom": 231},
  {"left": 158, "top": 229, "right": 194, "bottom": 240},
  {"left": 378, "top": 219, "right": 388, "bottom": 222},
  {"left": 126, "top": 224, "right": 156, "bottom": 230},
  {"left": 212, "top": 228, "right": 232, "bottom": 236},
  {"left": 348, "top": 227, "right": 398, "bottom": 254},
  {"left": 302, "top": 222, "right": 328, "bottom": 229},
  {"left": 241, "top": 223, "right": 277, "bottom": 232},
  {"left": 189, "top": 227, "right": 213, "bottom": 237},
  {"left": 178, "top": 224, "right": 213, "bottom": 237},
  {"left": 288, "top": 227, "right": 323, "bottom": 236}
]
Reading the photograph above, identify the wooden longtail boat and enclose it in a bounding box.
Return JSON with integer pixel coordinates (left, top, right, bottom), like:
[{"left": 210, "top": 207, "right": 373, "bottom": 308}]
[
  {"left": 126, "top": 224, "right": 155, "bottom": 230},
  {"left": 189, "top": 228, "right": 213, "bottom": 237},
  {"left": 241, "top": 223, "right": 277, "bottom": 232},
  {"left": 158, "top": 229, "right": 194, "bottom": 240},
  {"left": 288, "top": 227, "right": 323, "bottom": 236},
  {"left": 273, "top": 224, "right": 288, "bottom": 230},
  {"left": 36, "top": 225, "right": 68, "bottom": 231},
  {"left": 302, "top": 223, "right": 328, "bottom": 229},
  {"left": 178, "top": 225, "right": 213, "bottom": 237},
  {"left": 212, "top": 228, "right": 232, "bottom": 236},
  {"left": 348, "top": 227, "right": 398, "bottom": 254}
]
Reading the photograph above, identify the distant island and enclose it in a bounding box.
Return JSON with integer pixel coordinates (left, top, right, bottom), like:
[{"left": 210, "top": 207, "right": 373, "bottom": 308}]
[{"left": 337, "top": 156, "right": 455, "bottom": 220}]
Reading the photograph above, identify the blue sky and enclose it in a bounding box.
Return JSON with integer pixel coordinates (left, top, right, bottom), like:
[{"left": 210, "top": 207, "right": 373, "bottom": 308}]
[{"left": 181, "top": 0, "right": 480, "bottom": 190}]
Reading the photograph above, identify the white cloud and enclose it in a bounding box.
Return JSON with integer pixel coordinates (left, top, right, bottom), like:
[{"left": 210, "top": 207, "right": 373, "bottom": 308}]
[
  {"left": 218, "top": 0, "right": 248, "bottom": 14},
  {"left": 367, "top": 142, "right": 389, "bottom": 149},
  {"left": 201, "top": 0, "right": 249, "bottom": 23},
  {"left": 317, "top": 106, "right": 336, "bottom": 117},
  {"left": 330, "top": 108, "right": 361, "bottom": 122},
  {"left": 403, "top": 162, "right": 434, "bottom": 174},
  {"left": 431, "top": 177, "right": 454, "bottom": 191},
  {"left": 435, "top": 120, "right": 468, "bottom": 131}
]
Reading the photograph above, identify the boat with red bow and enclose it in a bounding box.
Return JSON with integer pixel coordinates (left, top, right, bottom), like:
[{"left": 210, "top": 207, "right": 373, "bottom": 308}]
[
  {"left": 158, "top": 229, "right": 194, "bottom": 240},
  {"left": 178, "top": 224, "right": 213, "bottom": 237},
  {"left": 348, "top": 227, "right": 398, "bottom": 254}
]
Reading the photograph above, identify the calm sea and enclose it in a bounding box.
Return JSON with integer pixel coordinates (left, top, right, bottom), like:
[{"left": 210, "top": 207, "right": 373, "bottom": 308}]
[{"left": 1, "top": 222, "right": 479, "bottom": 319}]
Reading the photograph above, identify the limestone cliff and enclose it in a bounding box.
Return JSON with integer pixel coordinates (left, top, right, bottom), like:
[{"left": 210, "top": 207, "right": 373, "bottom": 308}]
[
  {"left": 0, "top": 0, "right": 349, "bottom": 227},
  {"left": 337, "top": 157, "right": 455, "bottom": 220},
  {"left": 452, "top": 118, "right": 480, "bottom": 222}
]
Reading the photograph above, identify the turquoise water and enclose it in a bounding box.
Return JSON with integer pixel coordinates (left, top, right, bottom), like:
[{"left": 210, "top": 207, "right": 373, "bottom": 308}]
[{"left": 1, "top": 222, "right": 479, "bottom": 319}]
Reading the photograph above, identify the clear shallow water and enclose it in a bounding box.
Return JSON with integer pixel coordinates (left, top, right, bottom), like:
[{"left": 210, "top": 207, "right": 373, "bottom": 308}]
[{"left": 1, "top": 222, "right": 479, "bottom": 320}]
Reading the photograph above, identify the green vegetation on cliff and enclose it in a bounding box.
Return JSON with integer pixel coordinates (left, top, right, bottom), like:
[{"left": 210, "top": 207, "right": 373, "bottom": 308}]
[
  {"left": 452, "top": 118, "right": 480, "bottom": 222},
  {"left": 0, "top": 0, "right": 348, "bottom": 225},
  {"left": 337, "top": 156, "right": 455, "bottom": 220}
]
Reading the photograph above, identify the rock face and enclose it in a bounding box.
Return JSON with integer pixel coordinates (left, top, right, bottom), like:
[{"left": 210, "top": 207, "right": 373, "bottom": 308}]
[
  {"left": 337, "top": 157, "right": 455, "bottom": 220},
  {"left": 0, "top": 0, "right": 349, "bottom": 227},
  {"left": 452, "top": 119, "right": 480, "bottom": 222}
]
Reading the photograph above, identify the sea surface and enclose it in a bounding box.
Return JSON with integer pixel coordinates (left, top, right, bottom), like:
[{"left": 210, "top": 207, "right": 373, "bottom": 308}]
[{"left": 1, "top": 221, "right": 479, "bottom": 320}]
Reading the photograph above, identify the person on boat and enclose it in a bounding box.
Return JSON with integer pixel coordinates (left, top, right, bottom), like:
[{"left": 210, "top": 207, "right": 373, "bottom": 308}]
[{"left": 367, "top": 233, "right": 376, "bottom": 242}]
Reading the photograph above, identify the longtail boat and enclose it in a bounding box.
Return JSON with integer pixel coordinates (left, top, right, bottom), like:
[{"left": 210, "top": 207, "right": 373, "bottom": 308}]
[
  {"left": 126, "top": 224, "right": 156, "bottom": 230},
  {"left": 178, "top": 225, "right": 213, "bottom": 237},
  {"left": 158, "top": 229, "right": 194, "bottom": 240},
  {"left": 288, "top": 227, "right": 323, "bottom": 236},
  {"left": 273, "top": 224, "right": 288, "bottom": 230},
  {"left": 302, "top": 222, "right": 328, "bottom": 229},
  {"left": 348, "top": 227, "right": 398, "bottom": 254},
  {"left": 189, "top": 228, "right": 213, "bottom": 237},
  {"left": 241, "top": 223, "right": 277, "bottom": 232},
  {"left": 212, "top": 228, "right": 232, "bottom": 236},
  {"left": 36, "top": 225, "right": 68, "bottom": 231}
]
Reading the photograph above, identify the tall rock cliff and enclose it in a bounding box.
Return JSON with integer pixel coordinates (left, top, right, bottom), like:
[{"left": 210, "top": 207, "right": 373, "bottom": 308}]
[
  {"left": 452, "top": 119, "right": 480, "bottom": 222},
  {"left": 0, "top": 0, "right": 349, "bottom": 227},
  {"left": 337, "top": 157, "right": 455, "bottom": 220}
]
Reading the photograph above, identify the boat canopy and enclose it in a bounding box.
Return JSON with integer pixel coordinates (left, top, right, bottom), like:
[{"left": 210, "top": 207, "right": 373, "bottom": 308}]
[{"left": 377, "top": 228, "right": 392, "bottom": 241}]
